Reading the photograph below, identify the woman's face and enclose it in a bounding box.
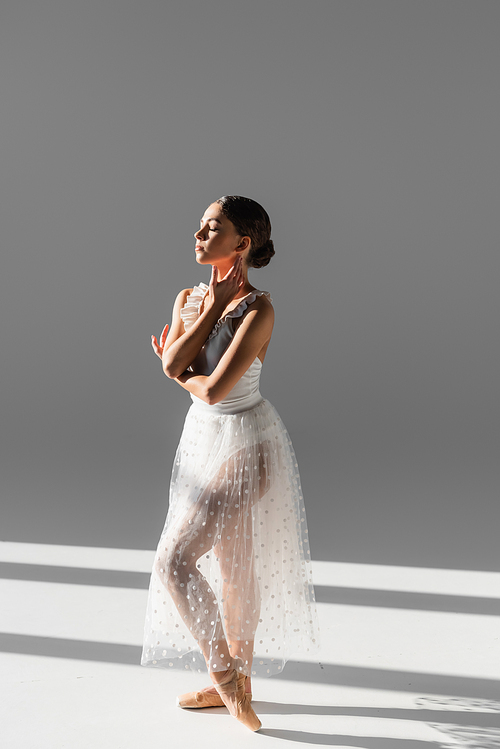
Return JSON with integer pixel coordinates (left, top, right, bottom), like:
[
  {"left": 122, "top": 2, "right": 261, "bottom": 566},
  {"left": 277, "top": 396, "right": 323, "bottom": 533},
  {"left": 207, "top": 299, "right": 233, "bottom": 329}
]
[{"left": 194, "top": 202, "right": 248, "bottom": 266}]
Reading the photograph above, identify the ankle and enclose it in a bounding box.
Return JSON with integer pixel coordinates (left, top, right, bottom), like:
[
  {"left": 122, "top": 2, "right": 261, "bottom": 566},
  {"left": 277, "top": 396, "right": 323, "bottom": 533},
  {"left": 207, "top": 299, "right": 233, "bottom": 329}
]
[
  {"left": 204, "top": 674, "right": 251, "bottom": 693},
  {"left": 209, "top": 667, "right": 233, "bottom": 685}
]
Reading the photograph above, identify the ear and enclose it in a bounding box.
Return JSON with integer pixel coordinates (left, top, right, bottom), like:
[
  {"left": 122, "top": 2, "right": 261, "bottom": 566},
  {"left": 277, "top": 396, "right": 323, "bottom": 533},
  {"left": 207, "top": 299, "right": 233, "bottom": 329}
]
[{"left": 235, "top": 236, "right": 251, "bottom": 253}]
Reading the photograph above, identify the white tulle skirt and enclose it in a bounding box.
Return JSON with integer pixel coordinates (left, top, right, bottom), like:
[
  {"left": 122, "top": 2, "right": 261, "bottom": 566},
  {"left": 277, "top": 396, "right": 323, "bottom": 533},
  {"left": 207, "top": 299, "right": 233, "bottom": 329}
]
[{"left": 141, "top": 397, "right": 320, "bottom": 678}]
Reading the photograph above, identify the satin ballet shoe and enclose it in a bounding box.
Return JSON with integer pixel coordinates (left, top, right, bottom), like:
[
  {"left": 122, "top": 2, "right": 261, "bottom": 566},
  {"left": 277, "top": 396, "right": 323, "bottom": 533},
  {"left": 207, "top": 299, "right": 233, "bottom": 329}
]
[
  {"left": 176, "top": 689, "right": 225, "bottom": 709},
  {"left": 212, "top": 669, "right": 261, "bottom": 732},
  {"left": 176, "top": 678, "right": 253, "bottom": 709}
]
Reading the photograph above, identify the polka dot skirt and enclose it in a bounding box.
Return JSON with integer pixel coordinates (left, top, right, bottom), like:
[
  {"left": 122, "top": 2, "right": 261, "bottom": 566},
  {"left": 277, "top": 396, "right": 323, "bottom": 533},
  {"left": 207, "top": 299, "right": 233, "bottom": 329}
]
[{"left": 141, "top": 398, "right": 321, "bottom": 678}]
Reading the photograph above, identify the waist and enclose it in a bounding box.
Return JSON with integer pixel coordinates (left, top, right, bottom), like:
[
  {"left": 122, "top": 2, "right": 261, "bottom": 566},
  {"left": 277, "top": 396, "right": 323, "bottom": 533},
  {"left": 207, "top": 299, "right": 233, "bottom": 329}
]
[{"left": 190, "top": 389, "right": 264, "bottom": 415}]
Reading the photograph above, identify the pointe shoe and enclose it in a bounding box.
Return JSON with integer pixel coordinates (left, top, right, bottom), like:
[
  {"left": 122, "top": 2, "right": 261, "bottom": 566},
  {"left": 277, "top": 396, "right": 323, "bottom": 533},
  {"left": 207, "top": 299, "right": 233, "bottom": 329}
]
[
  {"left": 176, "top": 677, "right": 252, "bottom": 708},
  {"left": 213, "top": 669, "right": 261, "bottom": 732},
  {"left": 176, "top": 689, "right": 225, "bottom": 708}
]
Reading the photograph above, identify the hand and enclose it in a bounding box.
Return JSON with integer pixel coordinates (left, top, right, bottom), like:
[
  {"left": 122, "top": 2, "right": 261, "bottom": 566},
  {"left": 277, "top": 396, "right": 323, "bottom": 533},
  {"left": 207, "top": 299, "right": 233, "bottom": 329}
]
[
  {"left": 151, "top": 324, "right": 169, "bottom": 360},
  {"left": 208, "top": 257, "right": 244, "bottom": 309}
]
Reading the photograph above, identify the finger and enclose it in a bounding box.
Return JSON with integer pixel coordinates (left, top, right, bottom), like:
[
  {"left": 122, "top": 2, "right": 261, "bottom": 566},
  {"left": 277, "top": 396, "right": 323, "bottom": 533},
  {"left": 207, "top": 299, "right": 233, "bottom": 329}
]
[
  {"left": 151, "top": 335, "right": 162, "bottom": 358},
  {"left": 228, "top": 256, "right": 241, "bottom": 279},
  {"left": 160, "top": 323, "right": 169, "bottom": 345},
  {"left": 210, "top": 265, "right": 218, "bottom": 287},
  {"left": 222, "top": 264, "right": 233, "bottom": 280}
]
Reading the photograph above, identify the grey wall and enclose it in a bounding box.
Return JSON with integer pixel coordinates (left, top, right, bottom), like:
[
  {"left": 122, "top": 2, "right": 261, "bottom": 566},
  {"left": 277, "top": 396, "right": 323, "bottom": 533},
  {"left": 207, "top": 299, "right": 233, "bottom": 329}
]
[{"left": 1, "top": 0, "right": 499, "bottom": 570}]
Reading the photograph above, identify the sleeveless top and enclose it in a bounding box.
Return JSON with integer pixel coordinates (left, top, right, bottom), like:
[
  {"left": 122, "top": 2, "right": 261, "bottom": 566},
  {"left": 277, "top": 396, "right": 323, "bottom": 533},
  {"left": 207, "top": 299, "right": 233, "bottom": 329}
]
[{"left": 180, "top": 282, "right": 272, "bottom": 415}]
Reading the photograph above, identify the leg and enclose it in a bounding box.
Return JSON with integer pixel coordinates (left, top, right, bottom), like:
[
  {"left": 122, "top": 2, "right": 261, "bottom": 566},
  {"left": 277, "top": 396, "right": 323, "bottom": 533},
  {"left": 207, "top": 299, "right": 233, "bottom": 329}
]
[
  {"left": 203, "top": 444, "right": 268, "bottom": 731},
  {"left": 213, "top": 441, "right": 271, "bottom": 677},
  {"left": 157, "top": 439, "right": 268, "bottom": 727},
  {"left": 154, "top": 439, "right": 270, "bottom": 674},
  {"left": 154, "top": 494, "right": 232, "bottom": 671}
]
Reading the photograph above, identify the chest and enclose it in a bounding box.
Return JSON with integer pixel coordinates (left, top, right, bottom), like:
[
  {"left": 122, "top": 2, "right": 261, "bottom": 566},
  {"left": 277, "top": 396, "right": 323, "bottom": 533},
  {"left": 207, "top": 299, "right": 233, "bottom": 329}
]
[
  {"left": 191, "top": 317, "right": 235, "bottom": 375},
  {"left": 199, "top": 295, "right": 247, "bottom": 335}
]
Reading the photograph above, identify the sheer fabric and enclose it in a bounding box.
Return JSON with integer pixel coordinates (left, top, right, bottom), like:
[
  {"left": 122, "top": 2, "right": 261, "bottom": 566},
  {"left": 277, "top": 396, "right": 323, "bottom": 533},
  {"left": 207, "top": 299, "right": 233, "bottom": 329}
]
[{"left": 141, "top": 285, "right": 320, "bottom": 677}]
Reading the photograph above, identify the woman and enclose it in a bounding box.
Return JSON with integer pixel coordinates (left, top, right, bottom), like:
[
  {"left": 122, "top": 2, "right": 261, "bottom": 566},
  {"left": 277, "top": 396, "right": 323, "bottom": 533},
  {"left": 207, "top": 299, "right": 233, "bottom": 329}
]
[{"left": 141, "top": 196, "right": 320, "bottom": 731}]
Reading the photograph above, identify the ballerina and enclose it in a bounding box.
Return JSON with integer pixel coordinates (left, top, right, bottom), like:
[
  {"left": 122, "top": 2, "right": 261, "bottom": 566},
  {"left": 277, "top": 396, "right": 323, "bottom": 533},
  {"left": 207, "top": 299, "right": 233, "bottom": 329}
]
[{"left": 141, "top": 195, "right": 320, "bottom": 731}]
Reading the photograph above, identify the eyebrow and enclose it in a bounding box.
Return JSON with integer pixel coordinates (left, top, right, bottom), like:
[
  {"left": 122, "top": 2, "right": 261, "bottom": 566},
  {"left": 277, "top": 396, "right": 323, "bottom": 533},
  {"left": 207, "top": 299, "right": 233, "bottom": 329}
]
[{"left": 200, "top": 216, "right": 222, "bottom": 224}]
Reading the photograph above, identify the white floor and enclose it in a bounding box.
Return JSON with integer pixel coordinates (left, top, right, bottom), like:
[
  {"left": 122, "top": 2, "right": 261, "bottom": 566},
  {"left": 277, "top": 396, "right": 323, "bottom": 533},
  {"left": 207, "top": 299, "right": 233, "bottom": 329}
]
[{"left": 1, "top": 543, "right": 500, "bottom": 749}]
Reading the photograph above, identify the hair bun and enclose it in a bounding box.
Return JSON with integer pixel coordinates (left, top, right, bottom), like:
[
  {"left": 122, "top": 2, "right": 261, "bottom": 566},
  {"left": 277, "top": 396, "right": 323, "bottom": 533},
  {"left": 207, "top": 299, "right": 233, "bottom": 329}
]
[
  {"left": 250, "top": 238, "right": 275, "bottom": 268},
  {"left": 215, "top": 195, "right": 274, "bottom": 269}
]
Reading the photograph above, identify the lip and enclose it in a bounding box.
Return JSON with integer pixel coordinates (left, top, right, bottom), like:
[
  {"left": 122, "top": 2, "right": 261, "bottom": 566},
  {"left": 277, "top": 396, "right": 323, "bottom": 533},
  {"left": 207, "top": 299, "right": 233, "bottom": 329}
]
[{"left": 195, "top": 245, "right": 204, "bottom": 251}]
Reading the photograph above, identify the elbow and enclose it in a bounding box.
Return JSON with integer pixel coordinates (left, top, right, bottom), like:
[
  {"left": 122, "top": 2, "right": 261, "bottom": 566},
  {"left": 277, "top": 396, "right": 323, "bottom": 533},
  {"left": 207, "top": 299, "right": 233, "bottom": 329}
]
[
  {"left": 163, "top": 363, "right": 179, "bottom": 379},
  {"left": 203, "top": 385, "right": 225, "bottom": 406},
  {"left": 162, "top": 356, "right": 183, "bottom": 379},
  {"left": 203, "top": 384, "right": 223, "bottom": 406}
]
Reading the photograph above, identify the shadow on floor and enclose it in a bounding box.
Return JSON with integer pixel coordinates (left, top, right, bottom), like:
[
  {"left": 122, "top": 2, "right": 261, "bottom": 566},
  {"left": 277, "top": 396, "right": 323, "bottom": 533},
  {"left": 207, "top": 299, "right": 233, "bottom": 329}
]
[
  {"left": 255, "top": 732, "right": 439, "bottom": 748},
  {"left": 251, "top": 700, "right": 500, "bottom": 727},
  {"left": 197, "top": 702, "right": 500, "bottom": 747},
  {"left": 2, "top": 632, "right": 499, "bottom": 704},
  {"left": 2, "top": 562, "right": 499, "bottom": 616},
  {"left": 257, "top": 727, "right": 500, "bottom": 748}
]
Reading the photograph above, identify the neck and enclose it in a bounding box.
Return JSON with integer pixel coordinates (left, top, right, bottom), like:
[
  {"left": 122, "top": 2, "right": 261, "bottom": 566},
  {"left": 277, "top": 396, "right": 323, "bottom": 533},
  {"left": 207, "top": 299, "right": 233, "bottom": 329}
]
[{"left": 215, "top": 260, "right": 254, "bottom": 295}]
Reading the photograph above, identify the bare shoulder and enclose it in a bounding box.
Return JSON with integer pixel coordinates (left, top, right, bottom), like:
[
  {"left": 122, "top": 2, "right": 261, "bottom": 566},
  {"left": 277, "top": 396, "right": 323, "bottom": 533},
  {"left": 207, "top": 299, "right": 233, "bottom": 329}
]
[
  {"left": 174, "top": 287, "right": 192, "bottom": 307},
  {"left": 168, "top": 288, "right": 193, "bottom": 326},
  {"left": 252, "top": 292, "right": 274, "bottom": 319},
  {"left": 235, "top": 292, "right": 274, "bottom": 332}
]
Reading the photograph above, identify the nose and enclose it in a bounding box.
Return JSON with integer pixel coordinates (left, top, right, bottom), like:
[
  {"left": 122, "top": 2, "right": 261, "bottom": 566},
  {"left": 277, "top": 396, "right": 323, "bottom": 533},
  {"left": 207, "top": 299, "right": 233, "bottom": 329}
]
[{"left": 194, "top": 227, "right": 204, "bottom": 241}]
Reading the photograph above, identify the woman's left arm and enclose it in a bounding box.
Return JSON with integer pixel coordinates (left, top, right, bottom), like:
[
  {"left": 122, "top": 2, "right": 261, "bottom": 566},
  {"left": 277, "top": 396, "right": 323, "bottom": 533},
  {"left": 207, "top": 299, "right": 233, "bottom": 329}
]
[{"left": 174, "top": 296, "right": 274, "bottom": 405}]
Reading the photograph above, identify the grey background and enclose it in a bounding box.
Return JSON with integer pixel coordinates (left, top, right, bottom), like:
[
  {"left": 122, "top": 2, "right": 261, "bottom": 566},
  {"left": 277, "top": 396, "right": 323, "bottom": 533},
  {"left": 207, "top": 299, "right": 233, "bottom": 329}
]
[{"left": 1, "top": 0, "right": 499, "bottom": 571}]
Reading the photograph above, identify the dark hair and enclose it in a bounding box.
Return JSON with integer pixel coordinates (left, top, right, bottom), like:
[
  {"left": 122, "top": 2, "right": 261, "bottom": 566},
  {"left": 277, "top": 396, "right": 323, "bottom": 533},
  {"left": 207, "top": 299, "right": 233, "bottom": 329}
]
[{"left": 216, "top": 195, "right": 275, "bottom": 268}]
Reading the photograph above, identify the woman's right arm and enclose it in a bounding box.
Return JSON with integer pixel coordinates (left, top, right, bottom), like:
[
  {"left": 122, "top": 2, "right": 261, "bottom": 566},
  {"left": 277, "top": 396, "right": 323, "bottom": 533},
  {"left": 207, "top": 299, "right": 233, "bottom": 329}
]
[{"left": 161, "top": 261, "right": 243, "bottom": 378}]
